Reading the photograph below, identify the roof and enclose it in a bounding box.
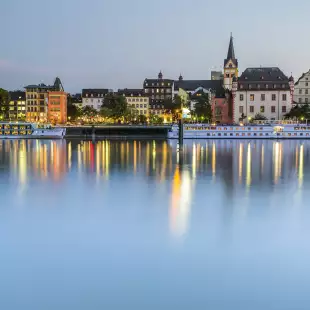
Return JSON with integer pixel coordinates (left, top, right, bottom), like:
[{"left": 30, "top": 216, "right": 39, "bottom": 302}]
[
  {"left": 118, "top": 88, "right": 145, "bottom": 96},
  {"left": 238, "top": 67, "right": 290, "bottom": 90},
  {"left": 54, "top": 77, "right": 64, "bottom": 91},
  {"left": 24, "top": 83, "right": 53, "bottom": 90},
  {"left": 174, "top": 79, "right": 226, "bottom": 97},
  {"left": 144, "top": 78, "right": 174, "bottom": 87},
  {"left": 82, "top": 89, "right": 111, "bottom": 97},
  {"left": 295, "top": 70, "right": 310, "bottom": 85},
  {"left": 224, "top": 34, "right": 238, "bottom": 67},
  {"left": 9, "top": 91, "right": 26, "bottom": 101}
]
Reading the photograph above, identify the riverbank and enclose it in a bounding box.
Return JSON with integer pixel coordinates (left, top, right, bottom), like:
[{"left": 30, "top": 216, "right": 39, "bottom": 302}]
[{"left": 64, "top": 125, "right": 171, "bottom": 139}]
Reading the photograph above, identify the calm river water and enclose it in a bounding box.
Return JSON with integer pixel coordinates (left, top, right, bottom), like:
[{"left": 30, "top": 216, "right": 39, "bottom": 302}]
[{"left": 1, "top": 139, "right": 310, "bottom": 309}]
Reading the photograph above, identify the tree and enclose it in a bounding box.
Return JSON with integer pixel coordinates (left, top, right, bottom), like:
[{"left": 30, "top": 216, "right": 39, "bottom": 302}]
[
  {"left": 137, "top": 114, "right": 147, "bottom": 124},
  {"left": 253, "top": 113, "right": 267, "bottom": 121},
  {"left": 194, "top": 93, "right": 212, "bottom": 121},
  {"left": 0, "top": 88, "right": 9, "bottom": 120},
  {"left": 67, "top": 103, "right": 82, "bottom": 121},
  {"left": 103, "top": 94, "right": 129, "bottom": 120},
  {"left": 285, "top": 104, "right": 310, "bottom": 120}
]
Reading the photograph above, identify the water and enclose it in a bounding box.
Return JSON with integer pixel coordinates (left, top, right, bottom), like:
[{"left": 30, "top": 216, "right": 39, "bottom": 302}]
[{"left": 1, "top": 139, "right": 310, "bottom": 310}]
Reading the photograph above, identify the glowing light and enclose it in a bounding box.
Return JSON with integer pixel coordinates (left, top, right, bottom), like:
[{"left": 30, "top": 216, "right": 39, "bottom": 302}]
[
  {"left": 299, "top": 144, "right": 304, "bottom": 187},
  {"left": 212, "top": 142, "right": 216, "bottom": 177},
  {"left": 246, "top": 143, "right": 251, "bottom": 188},
  {"left": 239, "top": 143, "right": 243, "bottom": 183}
]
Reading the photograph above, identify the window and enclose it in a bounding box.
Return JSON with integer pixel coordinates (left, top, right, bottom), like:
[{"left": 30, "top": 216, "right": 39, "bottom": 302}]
[
  {"left": 282, "top": 106, "right": 287, "bottom": 113},
  {"left": 156, "top": 89, "right": 159, "bottom": 93},
  {"left": 260, "top": 106, "right": 265, "bottom": 113},
  {"left": 306, "top": 98, "right": 309, "bottom": 103},
  {"left": 240, "top": 85, "right": 244, "bottom": 89},
  {"left": 299, "top": 98, "right": 302, "bottom": 103},
  {"left": 282, "top": 84, "right": 286, "bottom": 88},
  {"left": 261, "top": 94, "right": 265, "bottom": 101},
  {"left": 226, "top": 73, "right": 229, "bottom": 78},
  {"left": 306, "top": 83, "right": 309, "bottom": 86},
  {"left": 306, "top": 89, "right": 309, "bottom": 95},
  {"left": 266, "top": 84, "right": 269, "bottom": 89},
  {"left": 273, "top": 84, "right": 277, "bottom": 89},
  {"left": 257, "top": 84, "right": 260, "bottom": 89},
  {"left": 271, "top": 106, "right": 276, "bottom": 113},
  {"left": 272, "top": 94, "right": 276, "bottom": 101},
  {"left": 144, "top": 104, "right": 147, "bottom": 108},
  {"left": 250, "top": 106, "right": 254, "bottom": 113},
  {"left": 299, "top": 89, "right": 302, "bottom": 94},
  {"left": 240, "top": 94, "right": 244, "bottom": 101},
  {"left": 282, "top": 94, "right": 287, "bottom": 101},
  {"left": 239, "top": 106, "right": 244, "bottom": 113},
  {"left": 250, "top": 94, "right": 254, "bottom": 101}
]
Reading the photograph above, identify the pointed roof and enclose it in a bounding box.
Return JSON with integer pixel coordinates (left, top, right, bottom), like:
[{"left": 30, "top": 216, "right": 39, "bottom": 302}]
[
  {"left": 227, "top": 34, "right": 235, "bottom": 59},
  {"left": 224, "top": 33, "right": 238, "bottom": 67},
  {"left": 54, "top": 77, "right": 64, "bottom": 91}
]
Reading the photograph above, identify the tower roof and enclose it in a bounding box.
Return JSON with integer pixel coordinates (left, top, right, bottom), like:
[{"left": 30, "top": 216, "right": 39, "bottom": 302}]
[
  {"left": 227, "top": 33, "right": 235, "bottom": 60},
  {"left": 224, "top": 33, "right": 238, "bottom": 67}
]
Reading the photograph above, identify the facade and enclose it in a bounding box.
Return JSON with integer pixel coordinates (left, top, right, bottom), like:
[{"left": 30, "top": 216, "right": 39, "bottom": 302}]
[
  {"left": 143, "top": 71, "right": 174, "bottom": 104},
  {"left": 232, "top": 67, "right": 293, "bottom": 123},
  {"left": 294, "top": 70, "right": 310, "bottom": 104},
  {"left": 118, "top": 89, "right": 149, "bottom": 116},
  {"left": 8, "top": 91, "right": 26, "bottom": 120},
  {"left": 223, "top": 34, "right": 238, "bottom": 90},
  {"left": 48, "top": 91, "right": 67, "bottom": 124},
  {"left": 25, "top": 77, "right": 64, "bottom": 122},
  {"left": 174, "top": 77, "right": 232, "bottom": 123},
  {"left": 82, "top": 89, "right": 111, "bottom": 110}
]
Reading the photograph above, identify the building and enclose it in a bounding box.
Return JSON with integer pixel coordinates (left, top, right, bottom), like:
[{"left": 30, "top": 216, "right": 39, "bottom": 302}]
[
  {"left": 48, "top": 91, "right": 67, "bottom": 124},
  {"left": 7, "top": 91, "right": 26, "bottom": 120},
  {"left": 293, "top": 70, "right": 310, "bottom": 104},
  {"left": 232, "top": 67, "right": 294, "bottom": 123},
  {"left": 223, "top": 34, "right": 238, "bottom": 90},
  {"left": 143, "top": 71, "right": 174, "bottom": 104},
  {"left": 25, "top": 77, "right": 64, "bottom": 122},
  {"left": 174, "top": 76, "right": 232, "bottom": 123},
  {"left": 82, "top": 89, "right": 112, "bottom": 110},
  {"left": 117, "top": 89, "right": 149, "bottom": 116},
  {"left": 211, "top": 71, "right": 223, "bottom": 80}
]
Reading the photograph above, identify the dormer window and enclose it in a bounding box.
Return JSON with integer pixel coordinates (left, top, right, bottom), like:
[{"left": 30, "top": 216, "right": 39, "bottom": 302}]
[
  {"left": 266, "top": 84, "right": 269, "bottom": 89},
  {"left": 86, "top": 94, "right": 88, "bottom": 97},
  {"left": 146, "top": 83, "right": 148, "bottom": 86},
  {"left": 249, "top": 84, "right": 252, "bottom": 89},
  {"left": 240, "top": 85, "right": 244, "bottom": 89},
  {"left": 273, "top": 84, "right": 277, "bottom": 89},
  {"left": 261, "top": 76, "right": 264, "bottom": 80},
  {"left": 91, "top": 94, "right": 93, "bottom": 97},
  {"left": 245, "top": 77, "right": 248, "bottom": 80},
  {"left": 229, "top": 64, "right": 232, "bottom": 68},
  {"left": 282, "top": 84, "right": 285, "bottom": 88},
  {"left": 257, "top": 84, "right": 260, "bottom": 89}
]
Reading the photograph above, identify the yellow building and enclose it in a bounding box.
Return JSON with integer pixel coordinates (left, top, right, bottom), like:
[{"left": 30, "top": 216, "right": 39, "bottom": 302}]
[{"left": 118, "top": 89, "right": 149, "bottom": 116}]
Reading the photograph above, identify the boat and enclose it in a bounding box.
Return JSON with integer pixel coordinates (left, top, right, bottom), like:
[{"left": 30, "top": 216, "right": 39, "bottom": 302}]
[
  {"left": 0, "top": 122, "right": 66, "bottom": 139},
  {"left": 167, "top": 121, "right": 310, "bottom": 139}
]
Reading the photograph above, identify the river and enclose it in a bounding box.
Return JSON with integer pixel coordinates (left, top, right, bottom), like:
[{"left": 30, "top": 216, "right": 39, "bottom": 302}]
[{"left": 1, "top": 139, "right": 310, "bottom": 309}]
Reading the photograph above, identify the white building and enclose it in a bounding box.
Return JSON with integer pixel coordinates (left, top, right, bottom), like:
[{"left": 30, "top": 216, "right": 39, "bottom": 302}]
[
  {"left": 232, "top": 67, "right": 294, "bottom": 123},
  {"left": 82, "top": 89, "right": 112, "bottom": 111},
  {"left": 294, "top": 70, "right": 310, "bottom": 104}
]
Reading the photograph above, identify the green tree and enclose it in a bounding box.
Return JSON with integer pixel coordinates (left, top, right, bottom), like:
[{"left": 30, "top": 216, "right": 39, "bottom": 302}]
[
  {"left": 67, "top": 103, "right": 82, "bottom": 121},
  {"left": 194, "top": 93, "right": 212, "bottom": 121},
  {"left": 137, "top": 114, "right": 147, "bottom": 124},
  {"left": 0, "top": 88, "right": 9, "bottom": 120},
  {"left": 103, "top": 94, "right": 129, "bottom": 120}
]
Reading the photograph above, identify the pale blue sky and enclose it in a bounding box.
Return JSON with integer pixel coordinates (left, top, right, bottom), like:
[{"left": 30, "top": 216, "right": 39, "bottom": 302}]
[{"left": 1, "top": 0, "right": 310, "bottom": 92}]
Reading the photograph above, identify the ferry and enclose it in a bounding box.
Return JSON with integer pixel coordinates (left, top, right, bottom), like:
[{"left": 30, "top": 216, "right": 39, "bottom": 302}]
[
  {"left": 168, "top": 121, "right": 310, "bottom": 139},
  {"left": 0, "top": 123, "right": 66, "bottom": 139}
]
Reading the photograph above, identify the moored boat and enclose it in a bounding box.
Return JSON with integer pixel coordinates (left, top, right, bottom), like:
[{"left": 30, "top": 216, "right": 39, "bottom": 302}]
[
  {"left": 168, "top": 121, "right": 310, "bottom": 139},
  {"left": 0, "top": 122, "right": 66, "bottom": 139}
]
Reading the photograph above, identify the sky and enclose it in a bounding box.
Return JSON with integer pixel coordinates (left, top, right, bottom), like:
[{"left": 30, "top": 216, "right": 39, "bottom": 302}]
[{"left": 1, "top": 0, "right": 310, "bottom": 93}]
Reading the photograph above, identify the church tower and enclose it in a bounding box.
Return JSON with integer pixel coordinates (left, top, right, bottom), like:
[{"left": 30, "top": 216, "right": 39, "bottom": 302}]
[{"left": 223, "top": 34, "right": 238, "bottom": 90}]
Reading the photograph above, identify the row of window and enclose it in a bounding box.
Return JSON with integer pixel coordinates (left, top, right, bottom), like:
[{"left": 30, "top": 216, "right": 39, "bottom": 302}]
[
  {"left": 27, "top": 101, "right": 45, "bottom": 105},
  {"left": 128, "top": 103, "right": 148, "bottom": 109},
  {"left": 191, "top": 132, "right": 310, "bottom": 137},
  {"left": 298, "top": 88, "right": 309, "bottom": 94},
  {"left": 150, "top": 110, "right": 165, "bottom": 115},
  {"left": 239, "top": 106, "right": 287, "bottom": 113},
  {"left": 127, "top": 98, "right": 148, "bottom": 103},
  {"left": 145, "top": 89, "right": 171, "bottom": 94},
  {"left": 85, "top": 93, "right": 105, "bottom": 98},
  {"left": 145, "top": 83, "right": 171, "bottom": 87},
  {"left": 240, "top": 94, "right": 287, "bottom": 101},
  {"left": 151, "top": 95, "right": 171, "bottom": 100},
  {"left": 85, "top": 99, "right": 102, "bottom": 103},
  {"left": 239, "top": 84, "right": 287, "bottom": 90},
  {"left": 297, "top": 98, "right": 309, "bottom": 103}
]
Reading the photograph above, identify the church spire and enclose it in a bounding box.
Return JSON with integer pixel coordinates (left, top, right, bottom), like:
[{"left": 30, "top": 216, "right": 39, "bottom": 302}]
[{"left": 227, "top": 33, "right": 235, "bottom": 60}]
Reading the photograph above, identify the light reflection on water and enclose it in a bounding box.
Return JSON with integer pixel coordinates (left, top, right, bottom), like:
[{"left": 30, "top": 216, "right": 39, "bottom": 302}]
[{"left": 1, "top": 139, "right": 310, "bottom": 309}]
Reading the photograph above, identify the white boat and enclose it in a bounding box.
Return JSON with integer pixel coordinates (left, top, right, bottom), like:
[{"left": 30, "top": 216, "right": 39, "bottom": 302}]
[
  {"left": 168, "top": 121, "right": 310, "bottom": 139},
  {"left": 0, "top": 122, "right": 66, "bottom": 139}
]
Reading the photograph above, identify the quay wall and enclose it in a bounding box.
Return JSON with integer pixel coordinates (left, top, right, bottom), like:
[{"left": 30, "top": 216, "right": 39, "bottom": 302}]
[{"left": 64, "top": 125, "right": 170, "bottom": 139}]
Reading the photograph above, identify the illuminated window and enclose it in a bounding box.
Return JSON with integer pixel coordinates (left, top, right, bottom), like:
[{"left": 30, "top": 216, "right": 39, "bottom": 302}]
[
  {"left": 260, "top": 106, "right": 265, "bottom": 113},
  {"left": 250, "top": 94, "right": 254, "bottom": 101}
]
